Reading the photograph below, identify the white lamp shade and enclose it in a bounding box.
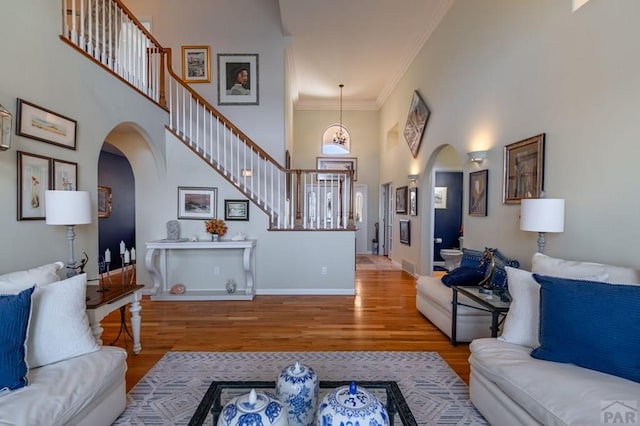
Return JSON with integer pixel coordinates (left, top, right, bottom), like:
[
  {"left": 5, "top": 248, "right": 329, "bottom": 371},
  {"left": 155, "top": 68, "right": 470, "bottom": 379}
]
[
  {"left": 520, "top": 198, "right": 565, "bottom": 233},
  {"left": 45, "top": 191, "right": 92, "bottom": 225}
]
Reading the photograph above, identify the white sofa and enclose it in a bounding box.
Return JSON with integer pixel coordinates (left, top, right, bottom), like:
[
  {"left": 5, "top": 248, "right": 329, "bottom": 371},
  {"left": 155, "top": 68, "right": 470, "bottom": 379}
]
[
  {"left": 469, "top": 254, "right": 640, "bottom": 426},
  {"left": 0, "top": 262, "right": 127, "bottom": 426},
  {"left": 416, "top": 248, "right": 520, "bottom": 342}
]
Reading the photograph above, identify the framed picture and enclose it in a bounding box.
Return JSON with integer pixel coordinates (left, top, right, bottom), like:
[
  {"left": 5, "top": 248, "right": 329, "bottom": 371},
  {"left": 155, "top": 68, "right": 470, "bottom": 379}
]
[
  {"left": 403, "top": 91, "right": 430, "bottom": 158},
  {"left": 316, "top": 157, "right": 357, "bottom": 181},
  {"left": 434, "top": 187, "right": 447, "bottom": 209},
  {"left": 469, "top": 170, "right": 488, "bottom": 217},
  {"left": 17, "top": 151, "right": 50, "bottom": 220},
  {"left": 52, "top": 158, "right": 77, "bottom": 190},
  {"left": 409, "top": 187, "right": 418, "bottom": 216},
  {"left": 97, "top": 186, "right": 112, "bottom": 218},
  {"left": 395, "top": 186, "right": 408, "bottom": 214},
  {"left": 503, "top": 133, "right": 545, "bottom": 204},
  {"left": 218, "top": 53, "right": 259, "bottom": 105},
  {"left": 399, "top": 219, "right": 411, "bottom": 245},
  {"left": 16, "top": 98, "right": 77, "bottom": 150},
  {"left": 225, "top": 199, "right": 250, "bottom": 221},
  {"left": 181, "top": 45, "right": 211, "bottom": 83},
  {"left": 177, "top": 186, "right": 217, "bottom": 220}
]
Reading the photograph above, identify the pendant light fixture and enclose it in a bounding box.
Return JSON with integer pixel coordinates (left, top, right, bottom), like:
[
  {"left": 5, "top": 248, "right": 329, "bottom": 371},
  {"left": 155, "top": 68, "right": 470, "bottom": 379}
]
[{"left": 332, "top": 84, "right": 347, "bottom": 145}]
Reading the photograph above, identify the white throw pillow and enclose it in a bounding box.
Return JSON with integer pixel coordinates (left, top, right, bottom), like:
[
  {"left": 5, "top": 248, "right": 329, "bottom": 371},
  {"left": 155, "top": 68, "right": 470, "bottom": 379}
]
[
  {"left": 498, "top": 267, "right": 541, "bottom": 348},
  {"left": 532, "top": 253, "right": 609, "bottom": 280},
  {"left": 26, "top": 273, "right": 100, "bottom": 369},
  {"left": 0, "top": 262, "right": 64, "bottom": 293}
]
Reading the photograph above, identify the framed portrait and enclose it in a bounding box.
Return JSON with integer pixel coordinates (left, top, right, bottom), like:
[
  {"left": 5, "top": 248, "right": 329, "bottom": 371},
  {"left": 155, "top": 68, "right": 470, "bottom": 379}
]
[
  {"left": 181, "top": 45, "right": 211, "bottom": 83},
  {"left": 217, "top": 53, "right": 259, "bottom": 105},
  {"left": 52, "top": 158, "right": 77, "bottom": 190},
  {"left": 395, "top": 186, "right": 408, "bottom": 214},
  {"left": 17, "top": 151, "right": 50, "bottom": 220},
  {"left": 503, "top": 133, "right": 545, "bottom": 204},
  {"left": 469, "top": 170, "right": 488, "bottom": 217},
  {"left": 434, "top": 187, "right": 447, "bottom": 209},
  {"left": 316, "top": 157, "right": 357, "bottom": 181},
  {"left": 409, "top": 187, "right": 418, "bottom": 216},
  {"left": 225, "top": 199, "right": 250, "bottom": 221},
  {"left": 97, "top": 186, "right": 112, "bottom": 218},
  {"left": 399, "top": 219, "right": 411, "bottom": 245},
  {"left": 403, "top": 91, "right": 430, "bottom": 158},
  {"left": 16, "top": 98, "right": 77, "bottom": 150},
  {"left": 177, "top": 186, "right": 217, "bottom": 220}
]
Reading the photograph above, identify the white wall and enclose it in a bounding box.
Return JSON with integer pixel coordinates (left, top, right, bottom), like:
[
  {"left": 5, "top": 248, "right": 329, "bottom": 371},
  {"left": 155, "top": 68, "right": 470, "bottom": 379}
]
[{"left": 379, "top": 0, "right": 640, "bottom": 271}]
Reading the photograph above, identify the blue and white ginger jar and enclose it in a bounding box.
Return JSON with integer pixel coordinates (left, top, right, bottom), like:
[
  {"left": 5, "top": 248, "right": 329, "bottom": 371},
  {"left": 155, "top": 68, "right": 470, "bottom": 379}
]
[
  {"left": 316, "top": 382, "right": 389, "bottom": 426},
  {"left": 217, "top": 388, "right": 289, "bottom": 426},
  {"left": 276, "top": 360, "right": 319, "bottom": 426}
]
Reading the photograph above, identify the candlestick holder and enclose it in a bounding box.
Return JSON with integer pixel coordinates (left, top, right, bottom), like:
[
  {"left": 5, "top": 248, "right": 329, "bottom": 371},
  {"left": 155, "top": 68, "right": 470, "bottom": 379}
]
[
  {"left": 120, "top": 254, "right": 128, "bottom": 287},
  {"left": 128, "top": 259, "right": 137, "bottom": 285},
  {"left": 97, "top": 258, "right": 112, "bottom": 292}
]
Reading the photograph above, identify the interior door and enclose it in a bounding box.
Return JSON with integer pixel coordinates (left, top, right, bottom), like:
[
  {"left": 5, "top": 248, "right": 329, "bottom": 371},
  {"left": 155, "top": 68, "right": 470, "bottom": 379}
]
[
  {"left": 433, "top": 171, "right": 463, "bottom": 262},
  {"left": 354, "top": 184, "right": 368, "bottom": 254}
]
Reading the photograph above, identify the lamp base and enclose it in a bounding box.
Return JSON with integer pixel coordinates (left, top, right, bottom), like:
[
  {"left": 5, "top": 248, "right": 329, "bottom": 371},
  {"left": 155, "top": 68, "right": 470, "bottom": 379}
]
[{"left": 536, "top": 232, "right": 547, "bottom": 254}]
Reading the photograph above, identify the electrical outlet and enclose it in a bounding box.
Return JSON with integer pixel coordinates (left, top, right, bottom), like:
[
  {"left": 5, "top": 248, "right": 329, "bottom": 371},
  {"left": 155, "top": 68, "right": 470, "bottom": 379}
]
[
  {"left": 320, "top": 266, "right": 328, "bottom": 275},
  {"left": 214, "top": 266, "right": 220, "bottom": 275}
]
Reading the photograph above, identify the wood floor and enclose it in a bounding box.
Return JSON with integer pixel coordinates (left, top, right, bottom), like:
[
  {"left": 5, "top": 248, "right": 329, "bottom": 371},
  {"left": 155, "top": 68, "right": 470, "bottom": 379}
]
[{"left": 100, "top": 261, "right": 470, "bottom": 392}]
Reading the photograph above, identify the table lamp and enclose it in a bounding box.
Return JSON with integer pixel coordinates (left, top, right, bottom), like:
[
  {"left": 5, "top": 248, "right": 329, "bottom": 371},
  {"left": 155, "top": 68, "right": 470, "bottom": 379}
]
[
  {"left": 45, "top": 190, "right": 92, "bottom": 277},
  {"left": 520, "top": 198, "right": 565, "bottom": 253}
]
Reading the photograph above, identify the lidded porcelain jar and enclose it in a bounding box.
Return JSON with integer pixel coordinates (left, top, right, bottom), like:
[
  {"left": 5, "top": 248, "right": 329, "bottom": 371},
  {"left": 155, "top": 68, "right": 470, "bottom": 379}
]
[
  {"left": 316, "top": 381, "right": 389, "bottom": 426},
  {"left": 217, "top": 389, "right": 288, "bottom": 426},
  {"left": 276, "top": 361, "right": 319, "bottom": 426}
]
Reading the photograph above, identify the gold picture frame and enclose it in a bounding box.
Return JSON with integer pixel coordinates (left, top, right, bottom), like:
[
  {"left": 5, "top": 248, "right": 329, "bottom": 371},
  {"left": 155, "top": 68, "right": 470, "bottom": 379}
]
[
  {"left": 182, "top": 45, "right": 211, "bottom": 83},
  {"left": 503, "top": 134, "right": 545, "bottom": 204},
  {"left": 98, "top": 186, "right": 112, "bottom": 218}
]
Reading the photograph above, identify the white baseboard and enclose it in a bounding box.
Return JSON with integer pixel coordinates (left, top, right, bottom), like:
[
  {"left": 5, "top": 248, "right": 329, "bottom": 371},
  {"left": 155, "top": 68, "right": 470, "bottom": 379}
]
[{"left": 255, "top": 289, "right": 356, "bottom": 296}]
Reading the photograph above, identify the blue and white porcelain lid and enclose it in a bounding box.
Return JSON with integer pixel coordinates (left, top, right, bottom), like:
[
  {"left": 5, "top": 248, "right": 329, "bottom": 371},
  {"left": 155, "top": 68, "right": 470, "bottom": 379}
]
[
  {"left": 334, "top": 382, "right": 371, "bottom": 410},
  {"left": 236, "top": 389, "right": 269, "bottom": 413},
  {"left": 283, "top": 360, "right": 311, "bottom": 377}
]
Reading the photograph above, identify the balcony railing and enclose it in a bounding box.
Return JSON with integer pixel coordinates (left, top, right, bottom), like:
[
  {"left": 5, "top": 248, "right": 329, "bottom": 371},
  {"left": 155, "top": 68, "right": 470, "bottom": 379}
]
[{"left": 60, "top": 0, "right": 354, "bottom": 230}]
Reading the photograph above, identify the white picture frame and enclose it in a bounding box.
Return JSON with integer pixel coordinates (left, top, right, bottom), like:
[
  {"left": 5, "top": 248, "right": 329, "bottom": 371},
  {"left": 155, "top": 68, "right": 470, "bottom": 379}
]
[{"left": 434, "top": 187, "right": 447, "bottom": 209}]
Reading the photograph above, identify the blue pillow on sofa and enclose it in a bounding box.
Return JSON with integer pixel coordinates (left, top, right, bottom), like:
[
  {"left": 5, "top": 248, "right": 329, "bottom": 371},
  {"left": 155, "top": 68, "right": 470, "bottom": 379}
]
[
  {"left": 0, "top": 286, "right": 34, "bottom": 394},
  {"left": 441, "top": 266, "right": 485, "bottom": 287},
  {"left": 531, "top": 274, "right": 640, "bottom": 383}
]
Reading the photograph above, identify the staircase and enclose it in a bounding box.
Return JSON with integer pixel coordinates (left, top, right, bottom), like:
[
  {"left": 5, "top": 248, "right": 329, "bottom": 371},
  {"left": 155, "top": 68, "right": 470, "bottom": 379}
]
[{"left": 61, "top": 0, "right": 355, "bottom": 231}]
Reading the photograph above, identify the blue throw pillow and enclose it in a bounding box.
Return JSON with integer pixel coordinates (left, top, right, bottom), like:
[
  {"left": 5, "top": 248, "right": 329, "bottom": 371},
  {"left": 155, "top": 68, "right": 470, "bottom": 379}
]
[
  {"left": 531, "top": 274, "right": 640, "bottom": 383},
  {"left": 441, "top": 266, "right": 485, "bottom": 287},
  {"left": 0, "top": 286, "right": 35, "bottom": 393}
]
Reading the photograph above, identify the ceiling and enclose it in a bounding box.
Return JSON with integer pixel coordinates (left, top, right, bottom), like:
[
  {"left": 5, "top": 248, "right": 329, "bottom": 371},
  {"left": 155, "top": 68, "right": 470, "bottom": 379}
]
[{"left": 278, "top": 0, "right": 453, "bottom": 110}]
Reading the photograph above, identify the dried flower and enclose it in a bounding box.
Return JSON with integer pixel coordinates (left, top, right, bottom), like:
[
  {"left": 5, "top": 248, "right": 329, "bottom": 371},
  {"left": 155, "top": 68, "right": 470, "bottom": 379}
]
[{"left": 205, "top": 219, "right": 227, "bottom": 237}]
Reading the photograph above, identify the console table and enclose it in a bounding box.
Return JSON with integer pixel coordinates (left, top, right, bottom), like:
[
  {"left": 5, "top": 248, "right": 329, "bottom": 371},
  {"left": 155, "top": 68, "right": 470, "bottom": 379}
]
[
  {"left": 145, "top": 239, "right": 256, "bottom": 301},
  {"left": 86, "top": 284, "right": 143, "bottom": 354}
]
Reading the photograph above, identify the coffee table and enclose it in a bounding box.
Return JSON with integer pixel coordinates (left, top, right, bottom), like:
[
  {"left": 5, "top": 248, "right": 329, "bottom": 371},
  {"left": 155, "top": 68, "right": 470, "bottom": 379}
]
[{"left": 189, "top": 380, "right": 417, "bottom": 426}]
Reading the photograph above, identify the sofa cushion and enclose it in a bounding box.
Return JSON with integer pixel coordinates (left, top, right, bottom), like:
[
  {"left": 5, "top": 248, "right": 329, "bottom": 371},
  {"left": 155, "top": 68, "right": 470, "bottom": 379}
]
[
  {"left": 27, "top": 274, "right": 100, "bottom": 369},
  {"left": 0, "top": 262, "right": 64, "bottom": 292},
  {"left": 532, "top": 253, "right": 640, "bottom": 284},
  {"left": 531, "top": 275, "right": 640, "bottom": 383},
  {"left": 0, "top": 286, "right": 34, "bottom": 394},
  {"left": 470, "top": 338, "right": 640, "bottom": 426}
]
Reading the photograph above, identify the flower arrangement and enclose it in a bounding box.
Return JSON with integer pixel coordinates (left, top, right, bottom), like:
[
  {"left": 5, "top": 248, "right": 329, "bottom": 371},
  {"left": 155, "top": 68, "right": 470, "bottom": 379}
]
[{"left": 205, "top": 219, "right": 227, "bottom": 237}]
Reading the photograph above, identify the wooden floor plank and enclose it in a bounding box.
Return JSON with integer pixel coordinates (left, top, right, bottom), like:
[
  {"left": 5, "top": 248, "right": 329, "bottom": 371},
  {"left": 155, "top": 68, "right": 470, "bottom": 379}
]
[{"left": 100, "top": 263, "right": 470, "bottom": 392}]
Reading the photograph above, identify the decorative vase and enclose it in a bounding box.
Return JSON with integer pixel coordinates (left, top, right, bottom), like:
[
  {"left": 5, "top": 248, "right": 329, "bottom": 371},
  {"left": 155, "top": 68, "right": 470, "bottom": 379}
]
[
  {"left": 211, "top": 233, "right": 219, "bottom": 242},
  {"left": 276, "top": 361, "right": 319, "bottom": 426},
  {"left": 316, "top": 381, "right": 389, "bottom": 426},
  {"left": 217, "top": 389, "right": 288, "bottom": 426}
]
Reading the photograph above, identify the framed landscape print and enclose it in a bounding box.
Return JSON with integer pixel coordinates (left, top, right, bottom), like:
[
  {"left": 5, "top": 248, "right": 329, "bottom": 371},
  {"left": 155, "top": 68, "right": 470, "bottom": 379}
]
[
  {"left": 52, "top": 158, "right": 77, "bottom": 190},
  {"left": 503, "top": 133, "right": 545, "bottom": 204},
  {"left": 218, "top": 53, "right": 259, "bottom": 105},
  {"left": 469, "top": 170, "right": 488, "bottom": 217},
  {"left": 395, "top": 186, "right": 408, "bottom": 214},
  {"left": 316, "top": 157, "right": 357, "bottom": 181},
  {"left": 409, "top": 187, "right": 418, "bottom": 216},
  {"left": 399, "top": 219, "right": 411, "bottom": 245},
  {"left": 182, "top": 45, "right": 211, "bottom": 83},
  {"left": 98, "top": 186, "right": 112, "bottom": 218},
  {"left": 225, "top": 199, "right": 249, "bottom": 221},
  {"left": 177, "top": 186, "right": 217, "bottom": 220},
  {"left": 17, "top": 99, "right": 77, "bottom": 150},
  {"left": 403, "top": 91, "right": 430, "bottom": 158},
  {"left": 17, "top": 151, "right": 50, "bottom": 220}
]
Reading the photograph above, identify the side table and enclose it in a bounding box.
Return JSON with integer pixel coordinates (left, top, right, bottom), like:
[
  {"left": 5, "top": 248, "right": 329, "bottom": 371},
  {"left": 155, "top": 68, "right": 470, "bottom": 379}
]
[
  {"left": 450, "top": 286, "right": 510, "bottom": 346},
  {"left": 86, "top": 284, "right": 144, "bottom": 354}
]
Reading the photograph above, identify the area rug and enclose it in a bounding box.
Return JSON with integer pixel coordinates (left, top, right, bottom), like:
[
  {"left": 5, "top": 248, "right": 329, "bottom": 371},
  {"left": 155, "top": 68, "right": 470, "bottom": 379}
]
[
  {"left": 355, "top": 255, "right": 375, "bottom": 264},
  {"left": 114, "top": 351, "right": 487, "bottom": 425}
]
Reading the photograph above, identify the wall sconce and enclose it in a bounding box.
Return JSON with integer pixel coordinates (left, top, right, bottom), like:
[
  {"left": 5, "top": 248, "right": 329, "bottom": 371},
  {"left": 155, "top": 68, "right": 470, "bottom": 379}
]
[
  {"left": 0, "top": 104, "right": 13, "bottom": 151},
  {"left": 467, "top": 150, "right": 487, "bottom": 164},
  {"left": 408, "top": 174, "right": 419, "bottom": 184},
  {"left": 241, "top": 169, "right": 253, "bottom": 177}
]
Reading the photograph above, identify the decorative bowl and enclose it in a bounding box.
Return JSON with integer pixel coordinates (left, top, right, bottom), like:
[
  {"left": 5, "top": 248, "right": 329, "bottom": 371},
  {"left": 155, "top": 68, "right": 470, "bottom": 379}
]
[
  {"left": 316, "top": 381, "right": 389, "bottom": 426},
  {"left": 276, "top": 361, "right": 319, "bottom": 426},
  {"left": 217, "top": 389, "right": 288, "bottom": 426}
]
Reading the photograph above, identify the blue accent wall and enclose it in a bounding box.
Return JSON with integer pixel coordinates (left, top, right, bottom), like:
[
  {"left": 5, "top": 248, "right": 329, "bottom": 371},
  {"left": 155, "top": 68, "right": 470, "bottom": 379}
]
[
  {"left": 98, "top": 151, "right": 135, "bottom": 270},
  {"left": 434, "top": 171, "right": 463, "bottom": 261}
]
